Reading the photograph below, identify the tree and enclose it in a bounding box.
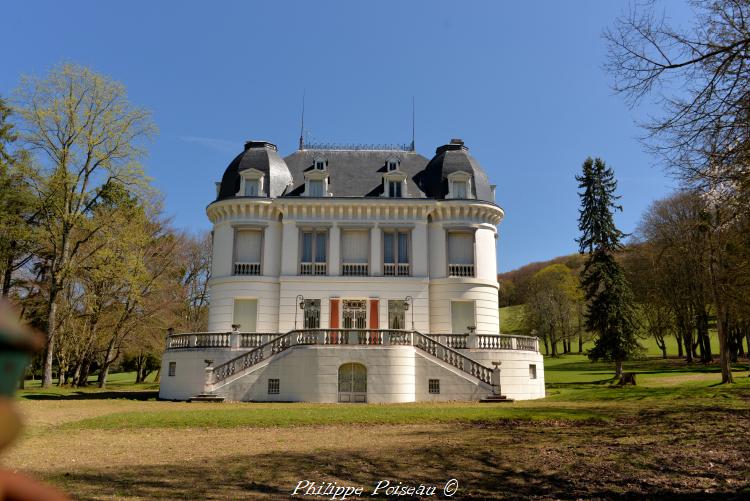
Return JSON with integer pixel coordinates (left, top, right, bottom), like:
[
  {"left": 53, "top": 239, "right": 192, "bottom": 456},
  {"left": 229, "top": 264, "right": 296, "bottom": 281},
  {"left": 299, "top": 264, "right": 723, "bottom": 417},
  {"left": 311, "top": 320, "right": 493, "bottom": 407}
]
[
  {"left": 13, "top": 63, "right": 155, "bottom": 387},
  {"left": 605, "top": 0, "right": 750, "bottom": 188},
  {"left": 576, "top": 157, "right": 641, "bottom": 378},
  {"left": 0, "top": 97, "right": 39, "bottom": 297},
  {"left": 524, "top": 264, "right": 583, "bottom": 356}
]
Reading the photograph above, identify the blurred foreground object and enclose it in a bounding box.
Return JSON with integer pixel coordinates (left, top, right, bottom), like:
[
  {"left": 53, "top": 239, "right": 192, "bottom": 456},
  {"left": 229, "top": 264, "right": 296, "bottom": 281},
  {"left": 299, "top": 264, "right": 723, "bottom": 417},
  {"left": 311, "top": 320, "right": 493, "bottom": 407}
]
[{"left": 0, "top": 298, "right": 70, "bottom": 501}]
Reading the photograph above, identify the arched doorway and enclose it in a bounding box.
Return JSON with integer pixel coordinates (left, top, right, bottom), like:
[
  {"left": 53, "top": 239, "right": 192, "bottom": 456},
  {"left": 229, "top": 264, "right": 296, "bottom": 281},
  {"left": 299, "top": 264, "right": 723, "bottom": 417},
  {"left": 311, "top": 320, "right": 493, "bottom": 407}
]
[{"left": 338, "top": 363, "right": 367, "bottom": 403}]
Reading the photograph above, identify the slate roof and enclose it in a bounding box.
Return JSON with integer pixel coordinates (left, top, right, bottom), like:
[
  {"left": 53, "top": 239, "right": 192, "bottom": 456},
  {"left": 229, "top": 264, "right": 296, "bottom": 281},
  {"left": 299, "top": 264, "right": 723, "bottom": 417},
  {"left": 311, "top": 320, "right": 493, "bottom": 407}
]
[
  {"left": 283, "top": 149, "right": 429, "bottom": 198},
  {"left": 216, "top": 141, "right": 293, "bottom": 200},
  {"left": 422, "top": 142, "right": 495, "bottom": 202},
  {"left": 214, "top": 139, "right": 496, "bottom": 203}
]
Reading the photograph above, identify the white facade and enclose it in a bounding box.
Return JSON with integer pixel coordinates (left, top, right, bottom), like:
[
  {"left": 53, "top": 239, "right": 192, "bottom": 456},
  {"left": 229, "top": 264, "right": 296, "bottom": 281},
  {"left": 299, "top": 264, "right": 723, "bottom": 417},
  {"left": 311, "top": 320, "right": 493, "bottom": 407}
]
[{"left": 160, "top": 140, "right": 545, "bottom": 402}]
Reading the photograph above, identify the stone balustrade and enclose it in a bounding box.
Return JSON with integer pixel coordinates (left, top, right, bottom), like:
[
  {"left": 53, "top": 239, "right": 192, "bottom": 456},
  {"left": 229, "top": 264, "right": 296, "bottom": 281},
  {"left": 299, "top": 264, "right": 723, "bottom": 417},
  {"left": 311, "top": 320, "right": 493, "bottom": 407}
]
[{"left": 165, "top": 330, "right": 539, "bottom": 353}]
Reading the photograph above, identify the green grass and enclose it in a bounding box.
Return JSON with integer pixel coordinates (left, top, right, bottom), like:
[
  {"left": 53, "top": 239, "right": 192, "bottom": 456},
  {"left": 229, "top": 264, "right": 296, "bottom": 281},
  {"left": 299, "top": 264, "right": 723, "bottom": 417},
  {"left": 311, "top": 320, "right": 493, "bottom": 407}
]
[
  {"left": 499, "top": 304, "right": 526, "bottom": 334},
  {"left": 500, "top": 306, "right": 726, "bottom": 357},
  {"left": 19, "top": 370, "right": 159, "bottom": 396},
  {"left": 60, "top": 404, "right": 605, "bottom": 431}
]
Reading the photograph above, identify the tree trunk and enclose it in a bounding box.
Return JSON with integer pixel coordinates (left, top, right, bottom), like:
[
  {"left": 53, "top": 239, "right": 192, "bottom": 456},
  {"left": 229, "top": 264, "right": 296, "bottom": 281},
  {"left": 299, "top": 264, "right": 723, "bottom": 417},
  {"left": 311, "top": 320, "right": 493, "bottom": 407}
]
[
  {"left": 543, "top": 338, "right": 549, "bottom": 356},
  {"left": 615, "top": 360, "right": 623, "bottom": 378},
  {"left": 42, "top": 287, "right": 59, "bottom": 388},
  {"left": 1, "top": 251, "right": 14, "bottom": 296},
  {"left": 676, "top": 332, "right": 684, "bottom": 358},
  {"left": 98, "top": 341, "right": 117, "bottom": 389},
  {"left": 578, "top": 334, "right": 583, "bottom": 353}
]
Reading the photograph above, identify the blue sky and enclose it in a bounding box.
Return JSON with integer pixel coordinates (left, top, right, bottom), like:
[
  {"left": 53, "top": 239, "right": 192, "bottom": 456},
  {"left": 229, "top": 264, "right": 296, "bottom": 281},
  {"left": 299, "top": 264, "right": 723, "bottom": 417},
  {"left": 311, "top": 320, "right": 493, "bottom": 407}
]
[{"left": 1, "top": 1, "right": 690, "bottom": 271}]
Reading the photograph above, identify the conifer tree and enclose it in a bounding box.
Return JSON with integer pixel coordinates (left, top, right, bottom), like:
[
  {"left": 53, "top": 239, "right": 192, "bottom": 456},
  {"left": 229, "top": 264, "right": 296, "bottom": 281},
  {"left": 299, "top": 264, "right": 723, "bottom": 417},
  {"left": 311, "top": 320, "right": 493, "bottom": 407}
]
[{"left": 576, "top": 157, "right": 641, "bottom": 378}]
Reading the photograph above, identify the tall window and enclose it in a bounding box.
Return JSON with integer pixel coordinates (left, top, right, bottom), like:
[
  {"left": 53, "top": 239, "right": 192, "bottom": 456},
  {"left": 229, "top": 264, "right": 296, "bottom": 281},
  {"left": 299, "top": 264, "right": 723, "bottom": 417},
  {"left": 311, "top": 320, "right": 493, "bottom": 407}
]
[
  {"left": 383, "top": 230, "right": 410, "bottom": 276},
  {"left": 447, "top": 231, "right": 474, "bottom": 277},
  {"left": 233, "top": 298, "right": 258, "bottom": 332},
  {"left": 303, "top": 299, "right": 321, "bottom": 329},
  {"left": 341, "top": 229, "right": 369, "bottom": 276},
  {"left": 244, "top": 180, "right": 259, "bottom": 196},
  {"left": 453, "top": 180, "right": 468, "bottom": 198},
  {"left": 234, "top": 229, "right": 262, "bottom": 275},
  {"left": 301, "top": 230, "right": 327, "bottom": 275},
  {"left": 309, "top": 180, "right": 325, "bottom": 197},
  {"left": 387, "top": 181, "right": 402, "bottom": 197},
  {"left": 451, "top": 301, "right": 475, "bottom": 334},
  {"left": 388, "top": 300, "right": 407, "bottom": 329}
]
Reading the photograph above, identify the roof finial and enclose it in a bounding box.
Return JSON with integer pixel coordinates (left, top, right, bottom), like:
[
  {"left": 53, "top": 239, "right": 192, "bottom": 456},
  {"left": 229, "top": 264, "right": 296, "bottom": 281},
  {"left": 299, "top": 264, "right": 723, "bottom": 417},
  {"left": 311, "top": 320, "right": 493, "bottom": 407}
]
[
  {"left": 299, "top": 91, "right": 306, "bottom": 150},
  {"left": 411, "top": 96, "right": 416, "bottom": 152}
]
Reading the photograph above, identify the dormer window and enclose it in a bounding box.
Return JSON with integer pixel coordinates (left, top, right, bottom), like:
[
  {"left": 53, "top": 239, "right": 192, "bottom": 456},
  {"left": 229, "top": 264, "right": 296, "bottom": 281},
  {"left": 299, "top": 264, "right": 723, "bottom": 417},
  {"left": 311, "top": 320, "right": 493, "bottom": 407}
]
[
  {"left": 238, "top": 168, "right": 265, "bottom": 198},
  {"left": 453, "top": 181, "right": 467, "bottom": 199},
  {"left": 309, "top": 180, "right": 324, "bottom": 197},
  {"left": 304, "top": 166, "right": 330, "bottom": 197},
  {"left": 245, "top": 180, "right": 259, "bottom": 196},
  {"left": 387, "top": 181, "right": 402, "bottom": 197},
  {"left": 382, "top": 160, "right": 407, "bottom": 198},
  {"left": 447, "top": 171, "right": 473, "bottom": 200}
]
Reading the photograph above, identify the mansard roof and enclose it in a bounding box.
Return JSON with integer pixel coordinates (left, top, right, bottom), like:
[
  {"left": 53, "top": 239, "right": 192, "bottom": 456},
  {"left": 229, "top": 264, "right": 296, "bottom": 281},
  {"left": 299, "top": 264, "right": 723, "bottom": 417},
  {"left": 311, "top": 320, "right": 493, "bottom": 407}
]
[
  {"left": 283, "top": 149, "right": 429, "bottom": 198},
  {"left": 214, "top": 138, "right": 496, "bottom": 203},
  {"left": 422, "top": 139, "right": 495, "bottom": 202},
  {"left": 216, "top": 141, "right": 293, "bottom": 201}
]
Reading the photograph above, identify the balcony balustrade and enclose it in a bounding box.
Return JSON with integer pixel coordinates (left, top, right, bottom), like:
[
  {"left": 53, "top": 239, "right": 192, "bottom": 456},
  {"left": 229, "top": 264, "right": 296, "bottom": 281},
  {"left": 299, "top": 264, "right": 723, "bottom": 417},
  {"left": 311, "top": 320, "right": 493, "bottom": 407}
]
[
  {"left": 383, "top": 263, "right": 410, "bottom": 276},
  {"left": 448, "top": 263, "right": 475, "bottom": 277},
  {"left": 233, "top": 262, "right": 261, "bottom": 275},
  {"left": 300, "top": 262, "right": 327, "bottom": 275},
  {"left": 341, "top": 263, "right": 368, "bottom": 276}
]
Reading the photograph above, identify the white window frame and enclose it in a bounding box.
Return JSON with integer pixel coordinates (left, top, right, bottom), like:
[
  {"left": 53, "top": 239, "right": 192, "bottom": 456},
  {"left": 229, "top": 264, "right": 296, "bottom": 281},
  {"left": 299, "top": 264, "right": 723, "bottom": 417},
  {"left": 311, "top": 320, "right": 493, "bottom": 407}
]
[
  {"left": 382, "top": 169, "right": 407, "bottom": 198},
  {"left": 238, "top": 168, "right": 265, "bottom": 197},
  {"left": 304, "top": 168, "right": 330, "bottom": 197},
  {"left": 232, "top": 226, "right": 265, "bottom": 276},
  {"left": 299, "top": 228, "right": 329, "bottom": 275},
  {"left": 450, "top": 300, "right": 476, "bottom": 334},
  {"left": 382, "top": 229, "right": 411, "bottom": 276},
  {"left": 447, "top": 171, "right": 473, "bottom": 199}
]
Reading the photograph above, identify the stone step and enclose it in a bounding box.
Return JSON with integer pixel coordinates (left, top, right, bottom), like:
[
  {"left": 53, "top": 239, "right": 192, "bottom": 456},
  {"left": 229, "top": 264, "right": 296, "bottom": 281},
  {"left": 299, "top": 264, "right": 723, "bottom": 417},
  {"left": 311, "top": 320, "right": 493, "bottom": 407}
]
[
  {"left": 479, "top": 394, "right": 514, "bottom": 403},
  {"left": 188, "top": 393, "right": 225, "bottom": 403}
]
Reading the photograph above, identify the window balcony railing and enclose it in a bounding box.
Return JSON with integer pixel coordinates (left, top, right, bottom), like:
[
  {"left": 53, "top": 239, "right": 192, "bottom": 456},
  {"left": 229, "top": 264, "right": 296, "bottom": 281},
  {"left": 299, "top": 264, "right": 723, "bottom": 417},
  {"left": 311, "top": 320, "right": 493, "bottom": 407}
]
[
  {"left": 383, "top": 263, "right": 410, "bottom": 276},
  {"left": 448, "top": 263, "right": 475, "bottom": 277},
  {"left": 300, "top": 262, "right": 327, "bottom": 275},
  {"left": 342, "top": 263, "right": 368, "bottom": 276},
  {"left": 234, "top": 262, "right": 261, "bottom": 275}
]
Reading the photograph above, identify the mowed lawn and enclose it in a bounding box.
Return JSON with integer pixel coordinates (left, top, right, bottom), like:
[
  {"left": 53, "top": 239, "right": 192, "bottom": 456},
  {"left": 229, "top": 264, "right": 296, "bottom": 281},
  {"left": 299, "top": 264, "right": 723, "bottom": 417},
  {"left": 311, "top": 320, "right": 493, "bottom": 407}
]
[{"left": 4, "top": 359, "right": 750, "bottom": 500}]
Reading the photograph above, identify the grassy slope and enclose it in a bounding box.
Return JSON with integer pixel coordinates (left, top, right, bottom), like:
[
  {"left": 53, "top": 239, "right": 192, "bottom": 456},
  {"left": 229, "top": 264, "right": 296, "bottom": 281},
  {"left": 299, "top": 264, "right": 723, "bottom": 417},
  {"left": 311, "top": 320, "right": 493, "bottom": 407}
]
[{"left": 500, "top": 306, "right": 724, "bottom": 358}]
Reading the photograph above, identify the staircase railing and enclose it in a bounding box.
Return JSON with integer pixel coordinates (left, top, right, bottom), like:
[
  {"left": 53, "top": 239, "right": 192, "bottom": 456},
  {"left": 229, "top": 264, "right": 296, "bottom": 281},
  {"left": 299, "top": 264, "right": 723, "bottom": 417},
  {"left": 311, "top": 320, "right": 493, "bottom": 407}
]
[
  {"left": 414, "top": 332, "right": 493, "bottom": 385},
  {"left": 209, "top": 329, "right": 496, "bottom": 389}
]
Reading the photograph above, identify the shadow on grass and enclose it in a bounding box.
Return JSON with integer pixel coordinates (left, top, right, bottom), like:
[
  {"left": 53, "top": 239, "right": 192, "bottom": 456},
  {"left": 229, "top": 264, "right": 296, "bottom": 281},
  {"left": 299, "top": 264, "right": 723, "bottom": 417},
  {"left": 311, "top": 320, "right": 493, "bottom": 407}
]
[
  {"left": 21, "top": 390, "right": 159, "bottom": 401},
  {"left": 43, "top": 443, "right": 747, "bottom": 500}
]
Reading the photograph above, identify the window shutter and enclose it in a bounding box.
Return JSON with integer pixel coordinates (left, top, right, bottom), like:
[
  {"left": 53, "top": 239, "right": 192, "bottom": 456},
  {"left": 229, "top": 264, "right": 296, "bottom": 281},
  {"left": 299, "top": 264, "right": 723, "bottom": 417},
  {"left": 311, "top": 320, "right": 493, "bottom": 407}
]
[
  {"left": 330, "top": 299, "right": 340, "bottom": 329},
  {"left": 369, "top": 299, "right": 379, "bottom": 329},
  {"left": 235, "top": 229, "right": 262, "bottom": 263},
  {"left": 342, "top": 230, "right": 369, "bottom": 263},
  {"left": 447, "top": 232, "right": 474, "bottom": 264}
]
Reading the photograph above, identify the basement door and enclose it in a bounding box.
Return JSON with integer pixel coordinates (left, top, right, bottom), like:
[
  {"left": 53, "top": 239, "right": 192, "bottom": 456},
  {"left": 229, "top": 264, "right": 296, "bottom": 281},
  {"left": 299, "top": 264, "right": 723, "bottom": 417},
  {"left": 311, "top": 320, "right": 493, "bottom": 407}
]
[{"left": 338, "top": 363, "right": 367, "bottom": 403}]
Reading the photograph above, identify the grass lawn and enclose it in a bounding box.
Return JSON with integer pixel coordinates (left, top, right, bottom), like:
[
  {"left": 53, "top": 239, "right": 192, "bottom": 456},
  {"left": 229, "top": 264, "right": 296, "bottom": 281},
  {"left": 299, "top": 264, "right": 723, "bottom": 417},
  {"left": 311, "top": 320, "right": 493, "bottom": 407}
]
[
  {"left": 500, "top": 306, "right": 728, "bottom": 358},
  {"left": 4, "top": 360, "right": 750, "bottom": 500}
]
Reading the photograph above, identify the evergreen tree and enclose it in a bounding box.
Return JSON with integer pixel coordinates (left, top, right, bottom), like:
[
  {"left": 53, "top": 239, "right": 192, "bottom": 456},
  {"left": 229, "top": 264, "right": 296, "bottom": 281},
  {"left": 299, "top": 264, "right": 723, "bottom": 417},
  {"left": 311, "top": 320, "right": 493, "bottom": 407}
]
[{"left": 576, "top": 157, "right": 641, "bottom": 378}]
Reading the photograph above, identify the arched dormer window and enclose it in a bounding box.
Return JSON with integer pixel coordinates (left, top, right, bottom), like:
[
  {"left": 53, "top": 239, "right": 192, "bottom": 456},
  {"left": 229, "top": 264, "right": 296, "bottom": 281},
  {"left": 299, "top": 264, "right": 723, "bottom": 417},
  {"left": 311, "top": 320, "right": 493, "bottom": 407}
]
[
  {"left": 447, "top": 171, "right": 473, "bottom": 200},
  {"left": 314, "top": 157, "right": 327, "bottom": 171},
  {"left": 238, "top": 168, "right": 265, "bottom": 197},
  {"left": 386, "top": 158, "right": 400, "bottom": 172}
]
